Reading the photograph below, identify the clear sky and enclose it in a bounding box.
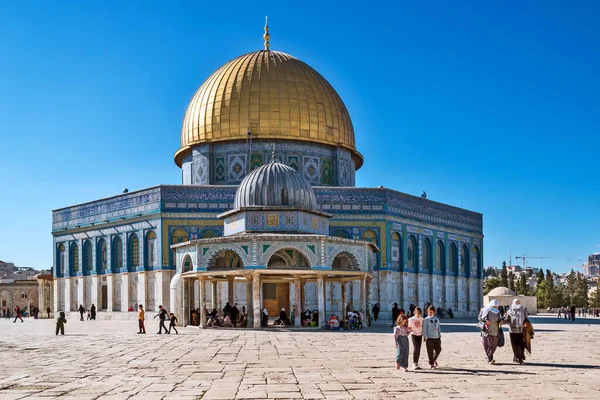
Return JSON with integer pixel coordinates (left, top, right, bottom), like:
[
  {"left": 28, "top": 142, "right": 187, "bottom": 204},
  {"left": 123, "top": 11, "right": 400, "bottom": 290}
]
[{"left": 1, "top": 1, "right": 599, "bottom": 273}]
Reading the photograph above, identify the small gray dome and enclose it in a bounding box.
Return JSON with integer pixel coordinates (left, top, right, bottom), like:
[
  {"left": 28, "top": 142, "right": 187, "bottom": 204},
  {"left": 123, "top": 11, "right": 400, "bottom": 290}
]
[
  {"left": 234, "top": 161, "right": 317, "bottom": 210},
  {"left": 487, "top": 287, "right": 517, "bottom": 297}
]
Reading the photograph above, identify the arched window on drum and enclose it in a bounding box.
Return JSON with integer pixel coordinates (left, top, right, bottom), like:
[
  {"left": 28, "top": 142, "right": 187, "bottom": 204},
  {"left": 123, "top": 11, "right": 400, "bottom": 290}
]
[
  {"left": 407, "top": 236, "right": 417, "bottom": 269},
  {"left": 435, "top": 241, "right": 445, "bottom": 272},
  {"left": 422, "top": 238, "right": 431, "bottom": 272},
  {"left": 472, "top": 246, "right": 481, "bottom": 278},
  {"left": 70, "top": 242, "right": 79, "bottom": 274},
  {"left": 146, "top": 231, "right": 157, "bottom": 268},
  {"left": 391, "top": 232, "right": 401, "bottom": 268},
  {"left": 57, "top": 244, "right": 66, "bottom": 275},
  {"left": 171, "top": 229, "right": 189, "bottom": 267},
  {"left": 460, "top": 244, "right": 469, "bottom": 276},
  {"left": 449, "top": 243, "right": 457, "bottom": 274}
]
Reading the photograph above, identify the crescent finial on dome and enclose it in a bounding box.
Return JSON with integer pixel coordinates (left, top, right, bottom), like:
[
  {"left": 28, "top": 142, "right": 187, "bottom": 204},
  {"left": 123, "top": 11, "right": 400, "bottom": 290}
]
[{"left": 263, "top": 16, "right": 270, "bottom": 50}]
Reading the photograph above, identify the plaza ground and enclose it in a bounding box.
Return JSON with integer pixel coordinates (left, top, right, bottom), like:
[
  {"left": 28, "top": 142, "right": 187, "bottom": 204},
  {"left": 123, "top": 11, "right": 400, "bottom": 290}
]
[{"left": 0, "top": 315, "right": 598, "bottom": 399}]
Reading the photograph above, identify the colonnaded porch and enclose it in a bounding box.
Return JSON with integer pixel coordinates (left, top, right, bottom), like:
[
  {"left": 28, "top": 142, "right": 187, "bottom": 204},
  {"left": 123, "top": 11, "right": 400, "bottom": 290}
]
[{"left": 179, "top": 269, "right": 372, "bottom": 328}]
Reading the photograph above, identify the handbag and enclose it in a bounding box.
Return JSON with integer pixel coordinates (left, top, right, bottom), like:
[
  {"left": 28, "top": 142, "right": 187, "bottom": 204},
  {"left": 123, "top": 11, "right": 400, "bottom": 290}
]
[
  {"left": 498, "top": 327, "right": 505, "bottom": 347},
  {"left": 476, "top": 319, "right": 487, "bottom": 332}
]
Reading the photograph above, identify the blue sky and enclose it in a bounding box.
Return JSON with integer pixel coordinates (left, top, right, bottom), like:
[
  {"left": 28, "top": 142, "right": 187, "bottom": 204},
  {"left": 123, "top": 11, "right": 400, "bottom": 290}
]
[{"left": 1, "top": 1, "right": 599, "bottom": 273}]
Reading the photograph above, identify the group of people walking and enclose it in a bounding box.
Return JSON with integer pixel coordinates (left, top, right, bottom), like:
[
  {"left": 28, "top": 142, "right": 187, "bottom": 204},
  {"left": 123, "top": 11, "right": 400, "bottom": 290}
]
[
  {"left": 137, "top": 304, "right": 178, "bottom": 334},
  {"left": 478, "top": 299, "right": 534, "bottom": 365},
  {"left": 393, "top": 305, "right": 442, "bottom": 371}
]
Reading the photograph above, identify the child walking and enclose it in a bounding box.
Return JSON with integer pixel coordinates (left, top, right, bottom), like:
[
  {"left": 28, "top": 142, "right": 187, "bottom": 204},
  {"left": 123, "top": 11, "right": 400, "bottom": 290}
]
[
  {"left": 408, "top": 306, "right": 424, "bottom": 369},
  {"left": 55, "top": 312, "right": 67, "bottom": 335},
  {"left": 423, "top": 305, "right": 442, "bottom": 369},
  {"left": 393, "top": 314, "right": 411, "bottom": 371},
  {"left": 168, "top": 313, "right": 178, "bottom": 334},
  {"left": 138, "top": 304, "right": 146, "bottom": 334}
]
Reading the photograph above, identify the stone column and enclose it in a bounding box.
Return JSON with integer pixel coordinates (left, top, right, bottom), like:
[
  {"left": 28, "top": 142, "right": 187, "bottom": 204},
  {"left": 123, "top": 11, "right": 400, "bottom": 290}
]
[
  {"left": 199, "top": 277, "right": 206, "bottom": 327},
  {"left": 366, "top": 276, "right": 372, "bottom": 325},
  {"left": 227, "top": 276, "right": 235, "bottom": 305},
  {"left": 138, "top": 272, "right": 147, "bottom": 310},
  {"left": 360, "top": 277, "right": 367, "bottom": 324},
  {"left": 77, "top": 277, "right": 84, "bottom": 309},
  {"left": 106, "top": 275, "right": 114, "bottom": 312},
  {"left": 211, "top": 281, "right": 218, "bottom": 310},
  {"left": 64, "top": 278, "right": 71, "bottom": 312},
  {"left": 37, "top": 279, "right": 45, "bottom": 317},
  {"left": 300, "top": 279, "right": 305, "bottom": 312},
  {"left": 341, "top": 281, "right": 347, "bottom": 315},
  {"left": 294, "top": 278, "right": 302, "bottom": 327},
  {"left": 317, "top": 274, "right": 325, "bottom": 327},
  {"left": 53, "top": 278, "right": 59, "bottom": 313},
  {"left": 156, "top": 271, "right": 164, "bottom": 310},
  {"left": 91, "top": 275, "right": 99, "bottom": 310},
  {"left": 246, "top": 274, "right": 253, "bottom": 327},
  {"left": 252, "top": 272, "right": 261, "bottom": 328},
  {"left": 121, "top": 273, "right": 129, "bottom": 312}
]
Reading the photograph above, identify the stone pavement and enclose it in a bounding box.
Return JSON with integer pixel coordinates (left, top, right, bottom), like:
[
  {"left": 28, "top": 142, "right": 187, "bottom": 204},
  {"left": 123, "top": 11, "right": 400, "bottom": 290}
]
[{"left": 0, "top": 315, "right": 599, "bottom": 399}]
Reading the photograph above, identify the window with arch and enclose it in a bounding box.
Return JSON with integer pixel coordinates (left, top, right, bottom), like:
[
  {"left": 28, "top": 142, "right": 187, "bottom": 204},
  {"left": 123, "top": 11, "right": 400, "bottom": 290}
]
[
  {"left": 112, "top": 236, "right": 123, "bottom": 272},
  {"left": 331, "top": 230, "right": 350, "bottom": 239},
  {"left": 472, "top": 246, "right": 480, "bottom": 277},
  {"left": 407, "top": 236, "right": 417, "bottom": 269},
  {"left": 83, "top": 240, "right": 92, "bottom": 271},
  {"left": 332, "top": 252, "right": 359, "bottom": 270},
  {"left": 267, "top": 249, "right": 309, "bottom": 269},
  {"left": 391, "top": 232, "right": 401, "bottom": 265},
  {"left": 182, "top": 254, "right": 193, "bottom": 273},
  {"left": 436, "top": 241, "right": 444, "bottom": 272},
  {"left": 361, "top": 230, "right": 377, "bottom": 243},
  {"left": 171, "top": 229, "right": 189, "bottom": 267},
  {"left": 146, "top": 231, "right": 157, "bottom": 268},
  {"left": 449, "top": 243, "right": 457, "bottom": 273},
  {"left": 97, "top": 238, "right": 108, "bottom": 272},
  {"left": 201, "top": 229, "right": 217, "bottom": 239},
  {"left": 460, "top": 244, "right": 469, "bottom": 275},
  {"left": 129, "top": 234, "right": 140, "bottom": 269},
  {"left": 57, "top": 243, "right": 66, "bottom": 275},
  {"left": 422, "top": 238, "right": 431, "bottom": 271},
  {"left": 70, "top": 242, "right": 79, "bottom": 273},
  {"left": 209, "top": 250, "right": 244, "bottom": 269}
]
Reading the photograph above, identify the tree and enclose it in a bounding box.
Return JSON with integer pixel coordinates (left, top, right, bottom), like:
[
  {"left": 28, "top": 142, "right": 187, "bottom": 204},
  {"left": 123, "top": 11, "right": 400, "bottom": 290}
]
[
  {"left": 484, "top": 267, "right": 497, "bottom": 278},
  {"left": 535, "top": 280, "right": 546, "bottom": 309},
  {"left": 565, "top": 270, "right": 577, "bottom": 305},
  {"left": 527, "top": 269, "right": 534, "bottom": 278},
  {"left": 536, "top": 269, "right": 545, "bottom": 286},
  {"left": 484, "top": 277, "right": 501, "bottom": 295},
  {"left": 545, "top": 269, "right": 557, "bottom": 307},
  {"left": 508, "top": 271, "right": 516, "bottom": 292},
  {"left": 589, "top": 278, "right": 600, "bottom": 308},
  {"left": 500, "top": 262, "right": 508, "bottom": 287},
  {"left": 517, "top": 274, "right": 529, "bottom": 295}
]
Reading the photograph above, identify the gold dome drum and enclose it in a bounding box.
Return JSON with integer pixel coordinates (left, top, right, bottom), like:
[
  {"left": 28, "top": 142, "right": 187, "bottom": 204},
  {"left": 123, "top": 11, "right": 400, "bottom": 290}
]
[{"left": 175, "top": 50, "right": 362, "bottom": 169}]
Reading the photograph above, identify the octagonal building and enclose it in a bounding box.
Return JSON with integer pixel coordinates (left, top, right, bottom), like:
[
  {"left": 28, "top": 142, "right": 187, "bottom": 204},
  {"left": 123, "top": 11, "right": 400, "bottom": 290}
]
[{"left": 51, "top": 30, "right": 484, "bottom": 323}]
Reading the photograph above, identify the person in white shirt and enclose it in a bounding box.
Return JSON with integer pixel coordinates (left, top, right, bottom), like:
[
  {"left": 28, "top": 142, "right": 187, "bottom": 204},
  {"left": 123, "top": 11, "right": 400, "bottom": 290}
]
[{"left": 408, "top": 307, "right": 424, "bottom": 369}]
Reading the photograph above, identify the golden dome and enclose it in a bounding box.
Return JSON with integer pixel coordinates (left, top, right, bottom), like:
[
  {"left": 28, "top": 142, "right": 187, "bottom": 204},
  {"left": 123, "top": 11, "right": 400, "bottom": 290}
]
[{"left": 175, "top": 50, "right": 362, "bottom": 169}]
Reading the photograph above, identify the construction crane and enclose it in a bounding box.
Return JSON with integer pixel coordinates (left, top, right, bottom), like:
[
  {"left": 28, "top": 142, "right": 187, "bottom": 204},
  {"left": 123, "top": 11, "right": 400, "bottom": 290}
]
[{"left": 515, "top": 255, "right": 550, "bottom": 270}]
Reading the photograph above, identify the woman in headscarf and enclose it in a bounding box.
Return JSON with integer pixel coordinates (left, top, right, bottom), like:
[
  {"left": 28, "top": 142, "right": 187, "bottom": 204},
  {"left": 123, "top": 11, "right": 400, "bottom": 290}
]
[
  {"left": 275, "top": 308, "right": 291, "bottom": 326},
  {"left": 478, "top": 299, "right": 501, "bottom": 364},
  {"left": 501, "top": 298, "right": 529, "bottom": 364},
  {"left": 261, "top": 308, "right": 269, "bottom": 327}
]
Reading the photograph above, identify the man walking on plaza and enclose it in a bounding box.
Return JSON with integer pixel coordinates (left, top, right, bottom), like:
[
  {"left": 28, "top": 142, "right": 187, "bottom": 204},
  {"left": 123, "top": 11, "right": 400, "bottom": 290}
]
[
  {"left": 154, "top": 305, "right": 168, "bottom": 334},
  {"left": 13, "top": 305, "right": 23, "bottom": 323},
  {"left": 137, "top": 304, "right": 146, "bottom": 334},
  {"left": 78, "top": 304, "right": 85, "bottom": 321}
]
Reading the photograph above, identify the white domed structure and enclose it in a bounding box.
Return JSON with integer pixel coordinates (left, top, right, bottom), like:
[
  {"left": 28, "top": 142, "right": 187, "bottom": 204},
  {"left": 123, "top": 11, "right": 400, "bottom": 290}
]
[{"left": 487, "top": 287, "right": 516, "bottom": 297}]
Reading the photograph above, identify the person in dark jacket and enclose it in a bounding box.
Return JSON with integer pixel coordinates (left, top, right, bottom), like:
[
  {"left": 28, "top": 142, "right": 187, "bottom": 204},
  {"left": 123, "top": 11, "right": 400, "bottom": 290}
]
[
  {"left": 13, "top": 306, "right": 24, "bottom": 323},
  {"left": 168, "top": 313, "right": 178, "bottom": 334},
  {"left": 372, "top": 303, "right": 380, "bottom": 322},
  {"left": 56, "top": 312, "right": 67, "bottom": 335},
  {"left": 90, "top": 304, "right": 96, "bottom": 320},
  {"left": 154, "top": 305, "right": 169, "bottom": 334},
  {"left": 391, "top": 303, "right": 400, "bottom": 327},
  {"left": 78, "top": 304, "right": 85, "bottom": 321}
]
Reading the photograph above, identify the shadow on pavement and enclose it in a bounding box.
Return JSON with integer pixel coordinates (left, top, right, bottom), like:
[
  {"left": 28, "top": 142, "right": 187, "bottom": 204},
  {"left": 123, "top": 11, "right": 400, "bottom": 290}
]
[
  {"left": 415, "top": 367, "right": 537, "bottom": 375},
  {"left": 524, "top": 362, "right": 600, "bottom": 370}
]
